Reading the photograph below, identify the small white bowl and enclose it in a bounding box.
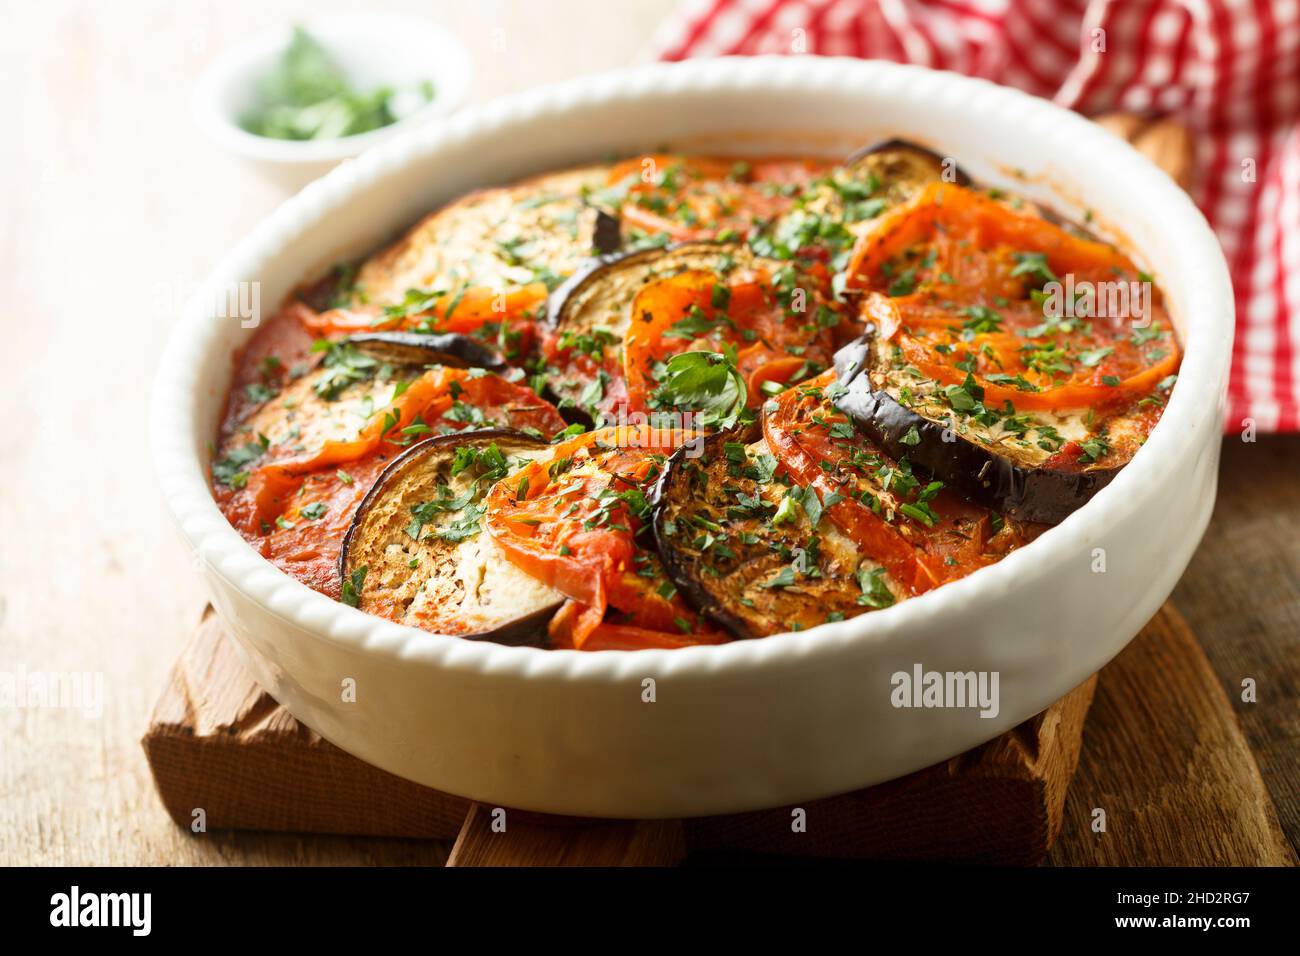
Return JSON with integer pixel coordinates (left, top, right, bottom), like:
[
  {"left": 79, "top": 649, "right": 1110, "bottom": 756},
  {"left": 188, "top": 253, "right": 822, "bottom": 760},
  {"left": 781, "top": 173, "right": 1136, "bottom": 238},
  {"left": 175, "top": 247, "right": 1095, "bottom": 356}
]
[{"left": 192, "top": 13, "right": 472, "bottom": 192}]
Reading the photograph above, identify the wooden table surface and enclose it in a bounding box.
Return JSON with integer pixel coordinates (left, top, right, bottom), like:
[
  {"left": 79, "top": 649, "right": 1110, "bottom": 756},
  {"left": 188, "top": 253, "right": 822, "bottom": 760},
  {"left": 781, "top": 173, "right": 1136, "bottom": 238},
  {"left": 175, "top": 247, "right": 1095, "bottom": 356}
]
[{"left": 2, "top": 0, "right": 1295, "bottom": 866}]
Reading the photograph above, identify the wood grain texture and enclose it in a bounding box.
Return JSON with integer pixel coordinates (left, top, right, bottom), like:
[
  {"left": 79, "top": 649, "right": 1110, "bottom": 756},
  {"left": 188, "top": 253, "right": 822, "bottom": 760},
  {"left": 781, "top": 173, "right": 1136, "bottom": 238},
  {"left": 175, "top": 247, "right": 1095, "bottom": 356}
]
[
  {"left": 1132, "top": 119, "right": 1195, "bottom": 190},
  {"left": 143, "top": 611, "right": 470, "bottom": 842},
  {"left": 447, "top": 806, "right": 687, "bottom": 867},
  {"left": 1049, "top": 604, "right": 1296, "bottom": 866},
  {"left": 1091, "top": 112, "right": 1195, "bottom": 189},
  {"left": 682, "top": 676, "right": 1096, "bottom": 865},
  {"left": 1170, "top": 435, "right": 1300, "bottom": 857}
]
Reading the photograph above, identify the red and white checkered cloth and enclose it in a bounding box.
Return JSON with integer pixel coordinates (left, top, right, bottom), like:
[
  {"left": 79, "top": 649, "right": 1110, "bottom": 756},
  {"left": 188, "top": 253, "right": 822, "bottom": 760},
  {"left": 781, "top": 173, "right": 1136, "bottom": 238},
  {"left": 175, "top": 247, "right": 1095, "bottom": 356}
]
[{"left": 651, "top": 0, "right": 1300, "bottom": 432}]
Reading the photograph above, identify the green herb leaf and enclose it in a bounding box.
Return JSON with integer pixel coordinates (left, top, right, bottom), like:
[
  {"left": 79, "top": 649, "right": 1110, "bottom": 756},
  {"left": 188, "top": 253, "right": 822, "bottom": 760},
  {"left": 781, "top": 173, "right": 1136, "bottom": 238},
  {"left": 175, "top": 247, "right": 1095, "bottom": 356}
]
[
  {"left": 649, "top": 351, "right": 747, "bottom": 429},
  {"left": 341, "top": 565, "right": 367, "bottom": 608},
  {"left": 1077, "top": 347, "right": 1114, "bottom": 368},
  {"left": 1009, "top": 251, "right": 1057, "bottom": 286},
  {"left": 855, "top": 565, "right": 895, "bottom": 608},
  {"left": 758, "top": 565, "right": 796, "bottom": 590}
]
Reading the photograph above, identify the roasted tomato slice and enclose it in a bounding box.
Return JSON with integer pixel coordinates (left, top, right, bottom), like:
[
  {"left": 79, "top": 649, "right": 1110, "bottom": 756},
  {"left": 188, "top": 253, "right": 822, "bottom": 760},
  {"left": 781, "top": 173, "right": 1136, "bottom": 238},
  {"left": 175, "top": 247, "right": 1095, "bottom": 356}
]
[
  {"left": 483, "top": 424, "right": 726, "bottom": 649},
  {"left": 762, "top": 370, "right": 1040, "bottom": 594},
  {"left": 540, "top": 243, "right": 847, "bottom": 425},
  {"left": 214, "top": 452, "right": 393, "bottom": 600},
  {"left": 241, "top": 368, "right": 566, "bottom": 528},
  {"left": 623, "top": 262, "right": 844, "bottom": 415},
  {"left": 846, "top": 182, "right": 1136, "bottom": 295},
  {"left": 294, "top": 283, "right": 549, "bottom": 363},
  {"left": 845, "top": 183, "right": 1179, "bottom": 413},
  {"left": 860, "top": 293, "right": 1179, "bottom": 413}
]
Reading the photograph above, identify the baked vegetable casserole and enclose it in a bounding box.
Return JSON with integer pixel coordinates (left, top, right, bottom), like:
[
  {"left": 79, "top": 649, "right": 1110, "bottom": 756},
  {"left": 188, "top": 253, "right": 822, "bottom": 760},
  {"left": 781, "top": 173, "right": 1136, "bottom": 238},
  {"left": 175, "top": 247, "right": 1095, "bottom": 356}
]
[{"left": 211, "top": 142, "right": 1180, "bottom": 650}]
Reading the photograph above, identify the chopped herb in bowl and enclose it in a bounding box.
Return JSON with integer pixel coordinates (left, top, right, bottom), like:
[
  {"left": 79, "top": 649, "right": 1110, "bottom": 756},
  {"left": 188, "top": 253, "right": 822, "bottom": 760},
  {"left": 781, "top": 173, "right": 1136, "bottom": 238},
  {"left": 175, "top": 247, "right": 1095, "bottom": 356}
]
[{"left": 240, "top": 27, "right": 435, "bottom": 141}]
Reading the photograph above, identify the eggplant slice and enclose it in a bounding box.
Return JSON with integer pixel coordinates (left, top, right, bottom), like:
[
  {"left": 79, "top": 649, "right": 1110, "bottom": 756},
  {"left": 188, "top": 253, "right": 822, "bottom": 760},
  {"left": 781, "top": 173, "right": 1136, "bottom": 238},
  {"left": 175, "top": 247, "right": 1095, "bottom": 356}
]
[
  {"left": 591, "top": 208, "right": 622, "bottom": 255},
  {"left": 747, "top": 139, "right": 967, "bottom": 270},
  {"left": 547, "top": 240, "right": 760, "bottom": 342},
  {"left": 843, "top": 139, "right": 972, "bottom": 193},
  {"left": 347, "top": 166, "right": 613, "bottom": 307},
  {"left": 340, "top": 429, "right": 563, "bottom": 644},
  {"left": 540, "top": 142, "right": 962, "bottom": 417},
  {"left": 769, "top": 139, "right": 969, "bottom": 239},
  {"left": 843, "top": 141, "right": 1100, "bottom": 242},
  {"left": 650, "top": 427, "right": 899, "bottom": 639},
  {"left": 342, "top": 331, "right": 504, "bottom": 371},
  {"left": 833, "top": 335, "right": 1129, "bottom": 525},
  {"left": 543, "top": 241, "right": 777, "bottom": 419},
  {"left": 222, "top": 332, "right": 501, "bottom": 466}
]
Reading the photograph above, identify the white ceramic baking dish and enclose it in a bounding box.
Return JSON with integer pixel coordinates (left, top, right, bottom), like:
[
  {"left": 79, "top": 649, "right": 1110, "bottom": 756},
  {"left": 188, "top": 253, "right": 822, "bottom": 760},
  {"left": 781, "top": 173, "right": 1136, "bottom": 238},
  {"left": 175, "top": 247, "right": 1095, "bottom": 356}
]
[{"left": 152, "top": 57, "right": 1233, "bottom": 819}]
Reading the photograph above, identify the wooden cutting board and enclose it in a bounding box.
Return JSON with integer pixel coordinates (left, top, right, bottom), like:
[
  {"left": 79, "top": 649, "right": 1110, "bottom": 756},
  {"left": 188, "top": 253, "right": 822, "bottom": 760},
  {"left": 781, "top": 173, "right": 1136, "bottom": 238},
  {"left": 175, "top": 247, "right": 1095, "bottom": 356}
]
[{"left": 141, "top": 603, "right": 1294, "bottom": 866}]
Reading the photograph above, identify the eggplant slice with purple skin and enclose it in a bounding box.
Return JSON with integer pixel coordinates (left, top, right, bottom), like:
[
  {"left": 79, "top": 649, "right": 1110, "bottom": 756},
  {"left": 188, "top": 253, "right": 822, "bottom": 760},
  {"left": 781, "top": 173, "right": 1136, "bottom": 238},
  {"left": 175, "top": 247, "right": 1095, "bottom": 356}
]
[
  {"left": 832, "top": 335, "right": 1122, "bottom": 525},
  {"left": 769, "top": 139, "right": 970, "bottom": 239},
  {"left": 340, "top": 428, "right": 564, "bottom": 646},
  {"left": 590, "top": 207, "right": 622, "bottom": 255},
  {"left": 749, "top": 139, "right": 967, "bottom": 273},
  {"left": 843, "top": 138, "right": 972, "bottom": 192},
  {"left": 847, "top": 139, "right": 1097, "bottom": 239},
  {"left": 542, "top": 142, "right": 964, "bottom": 422},
  {"left": 343, "top": 330, "right": 505, "bottom": 371},
  {"left": 225, "top": 332, "right": 506, "bottom": 468},
  {"left": 649, "top": 426, "right": 899, "bottom": 640},
  {"left": 543, "top": 240, "right": 773, "bottom": 421}
]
